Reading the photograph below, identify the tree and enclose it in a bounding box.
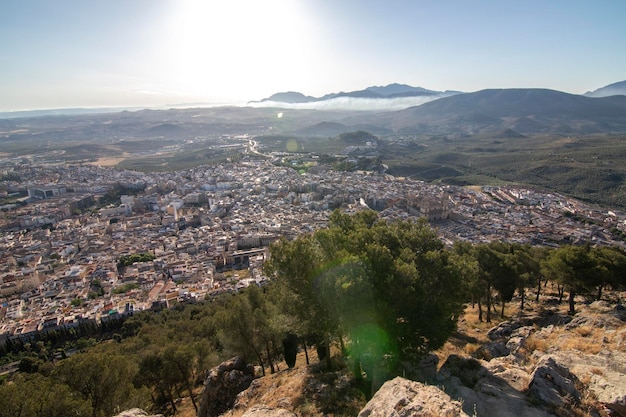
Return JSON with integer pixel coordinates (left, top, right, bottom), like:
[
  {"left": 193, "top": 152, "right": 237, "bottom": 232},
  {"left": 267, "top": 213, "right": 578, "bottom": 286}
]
[
  {"left": 590, "top": 246, "right": 626, "bottom": 299},
  {"left": 216, "top": 291, "right": 272, "bottom": 374},
  {"left": 161, "top": 344, "right": 202, "bottom": 412},
  {"left": 264, "top": 234, "right": 339, "bottom": 369},
  {"left": 0, "top": 373, "right": 91, "bottom": 417},
  {"left": 53, "top": 351, "right": 142, "bottom": 417},
  {"left": 452, "top": 242, "right": 483, "bottom": 320},
  {"left": 136, "top": 352, "right": 179, "bottom": 412},
  {"left": 511, "top": 244, "right": 542, "bottom": 310},
  {"left": 542, "top": 245, "right": 596, "bottom": 315},
  {"left": 266, "top": 210, "right": 467, "bottom": 385},
  {"left": 473, "top": 244, "right": 502, "bottom": 323}
]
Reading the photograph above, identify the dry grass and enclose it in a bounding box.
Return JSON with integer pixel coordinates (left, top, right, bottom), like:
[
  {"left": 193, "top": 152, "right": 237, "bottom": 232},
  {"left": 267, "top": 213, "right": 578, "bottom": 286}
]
[
  {"left": 573, "top": 325, "right": 594, "bottom": 338},
  {"left": 218, "top": 348, "right": 365, "bottom": 417},
  {"left": 520, "top": 333, "right": 549, "bottom": 355},
  {"left": 463, "top": 343, "right": 481, "bottom": 356},
  {"left": 172, "top": 397, "right": 199, "bottom": 417},
  {"left": 561, "top": 337, "right": 603, "bottom": 355},
  {"left": 435, "top": 304, "right": 508, "bottom": 363},
  {"left": 589, "top": 367, "right": 604, "bottom": 376}
]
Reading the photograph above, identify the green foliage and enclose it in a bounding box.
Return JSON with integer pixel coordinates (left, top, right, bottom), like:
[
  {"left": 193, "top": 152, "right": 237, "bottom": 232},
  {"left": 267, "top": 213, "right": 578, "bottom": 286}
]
[
  {"left": 384, "top": 134, "right": 626, "bottom": 209},
  {"left": 5, "top": 214, "right": 625, "bottom": 415},
  {"left": 118, "top": 252, "right": 156, "bottom": 267},
  {"left": 265, "top": 210, "right": 468, "bottom": 382},
  {"left": 53, "top": 351, "right": 145, "bottom": 417},
  {"left": 541, "top": 245, "right": 597, "bottom": 314},
  {"left": 0, "top": 373, "right": 92, "bottom": 417}
]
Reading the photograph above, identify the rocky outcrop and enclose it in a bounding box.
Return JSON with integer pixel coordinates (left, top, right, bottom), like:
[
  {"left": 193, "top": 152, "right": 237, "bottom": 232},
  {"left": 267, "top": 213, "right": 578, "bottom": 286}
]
[
  {"left": 548, "top": 350, "right": 626, "bottom": 405},
  {"left": 197, "top": 356, "right": 256, "bottom": 417},
  {"left": 528, "top": 356, "right": 581, "bottom": 408},
  {"left": 437, "top": 355, "right": 553, "bottom": 417},
  {"left": 357, "top": 377, "right": 468, "bottom": 417}
]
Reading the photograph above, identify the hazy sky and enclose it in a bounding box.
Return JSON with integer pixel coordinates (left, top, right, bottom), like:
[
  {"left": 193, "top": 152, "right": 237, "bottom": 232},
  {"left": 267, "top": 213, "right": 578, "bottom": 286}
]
[{"left": 1, "top": 0, "right": 625, "bottom": 111}]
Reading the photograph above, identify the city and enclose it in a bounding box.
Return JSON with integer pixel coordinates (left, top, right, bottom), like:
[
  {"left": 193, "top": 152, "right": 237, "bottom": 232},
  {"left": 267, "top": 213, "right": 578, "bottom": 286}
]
[{"left": 2, "top": 152, "right": 625, "bottom": 344}]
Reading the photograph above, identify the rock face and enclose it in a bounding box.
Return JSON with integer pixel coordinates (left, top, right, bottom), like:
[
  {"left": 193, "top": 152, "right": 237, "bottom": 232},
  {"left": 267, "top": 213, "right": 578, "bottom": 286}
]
[
  {"left": 357, "top": 377, "right": 468, "bottom": 417},
  {"left": 528, "top": 356, "right": 581, "bottom": 408},
  {"left": 437, "top": 355, "right": 553, "bottom": 417},
  {"left": 197, "top": 356, "right": 256, "bottom": 417}
]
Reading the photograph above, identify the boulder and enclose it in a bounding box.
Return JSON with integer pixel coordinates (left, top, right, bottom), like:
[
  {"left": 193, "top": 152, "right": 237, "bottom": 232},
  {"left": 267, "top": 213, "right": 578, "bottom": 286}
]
[
  {"left": 197, "top": 356, "right": 256, "bottom": 417},
  {"left": 473, "top": 341, "right": 510, "bottom": 360},
  {"left": 506, "top": 326, "right": 534, "bottom": 355},
  {"left": 487, "top": 321, "right": 518, "bottom": 340},
  {"left": 546, "top": 350, "right": 626, "bottom": 405},
  {"left": 565, "top": 314, "right": 623, "bottom": 331},
  {"left": 438, "top": 355, "right": 552, "bottom": 417},
  {"left": 487, "top": 318, "right": 535, "bottom": 341},
  {"left": 527, "top": 356, "right": 581, "bottom": 408},
  {"left": 357, "top": 377, "right": 468, "bottom": 417},
  {"left": 484, "top": 359, "right": 531, "bottom": 392},
  {"left": 438, "top": 355, "right": 486, "bottom": 388},
  {"left": 401, "top": 353, "right": 439, "bottom": 383}
]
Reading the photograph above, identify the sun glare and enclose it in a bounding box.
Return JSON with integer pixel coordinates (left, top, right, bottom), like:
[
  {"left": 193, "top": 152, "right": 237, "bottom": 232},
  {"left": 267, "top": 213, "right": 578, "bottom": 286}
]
[{"left": 160, "top": 0, "right": 318, "bottom": 101}]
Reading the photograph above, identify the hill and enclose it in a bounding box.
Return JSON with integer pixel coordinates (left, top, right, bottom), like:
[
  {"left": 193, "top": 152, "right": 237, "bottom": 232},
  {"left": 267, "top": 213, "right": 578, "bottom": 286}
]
[
  {"left": 292, "top": 121, "right": 351, "bottom": 137},
  {"left": 162, "top": 295, "right": 626, "bottom": 417},
  {"left": 372, "top": 88, "right": 626, "bottom": 135},
  {"left": 253, "top": 84, "right": 457, "bottom": 104},
  {"left": 585, "top": 80, "right": 626, "bottom": 97},
  {"left": 260, "top": 92, "right": 316, "bottom": 103}
]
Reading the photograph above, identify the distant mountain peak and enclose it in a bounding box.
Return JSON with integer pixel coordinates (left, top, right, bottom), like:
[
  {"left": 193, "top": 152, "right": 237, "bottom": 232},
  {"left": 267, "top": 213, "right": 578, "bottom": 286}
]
[
  {"left": 584, "top": 80, "right": 626, "bottom": 98},
  {"left": 252, "top": 84, "right": 458, "bottom": 105},
  {"left": 364, "top": 83, "right": 435, "bottom": 96},
  {"left": 260, "top": 91, "right": 316, "bottom": 103}
]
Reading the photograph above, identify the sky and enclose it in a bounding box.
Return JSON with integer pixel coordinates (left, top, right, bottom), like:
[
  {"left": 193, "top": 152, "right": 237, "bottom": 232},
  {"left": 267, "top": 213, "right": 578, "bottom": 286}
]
[{"left": 1, "top": 0, "right": 625, "bottom": 112}]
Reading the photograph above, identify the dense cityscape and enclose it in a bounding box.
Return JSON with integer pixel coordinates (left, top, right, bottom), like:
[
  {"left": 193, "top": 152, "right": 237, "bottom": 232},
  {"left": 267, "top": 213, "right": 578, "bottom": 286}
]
[{"left": 2, "top": 149, "right": 625, "bottom": 345}]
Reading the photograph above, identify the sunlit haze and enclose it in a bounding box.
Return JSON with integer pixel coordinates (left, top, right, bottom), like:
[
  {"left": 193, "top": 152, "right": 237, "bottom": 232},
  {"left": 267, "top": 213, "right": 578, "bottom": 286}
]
[{"left": 1, "top": 0, "right": 625, "bottom": 112}]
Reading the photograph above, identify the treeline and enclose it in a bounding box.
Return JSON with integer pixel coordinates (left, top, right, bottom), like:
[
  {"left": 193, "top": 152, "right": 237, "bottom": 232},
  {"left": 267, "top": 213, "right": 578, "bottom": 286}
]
[
  {"left": 0, "top": 314, "right": 130, "bottom": 365},
  {"left": 2, "top": 210, "right": 626, "bottom": 416}
]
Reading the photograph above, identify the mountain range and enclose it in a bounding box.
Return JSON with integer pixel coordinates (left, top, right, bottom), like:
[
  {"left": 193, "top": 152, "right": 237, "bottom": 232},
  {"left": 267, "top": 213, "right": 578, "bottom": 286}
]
[
  {"left": 257, "top": 81, "right": 626, "bottom": 106},
  {"left": 251, "top": 83, "right": 460, "bottom": 104},
  {"left": 367, "top": 88, "right": 626, "bottom": 135},
  {"left": 584, "top": 80, "right": 626, "bottom": 98}
]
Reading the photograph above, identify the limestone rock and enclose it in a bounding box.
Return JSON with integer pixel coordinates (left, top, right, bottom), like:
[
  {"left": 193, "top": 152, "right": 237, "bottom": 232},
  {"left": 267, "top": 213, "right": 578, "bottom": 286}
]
[
  {"left": 547, "top": 350, "right": 626, "bottom": 405},
  {"left": 565, "top": 314, "right": 623, "bottom": 331},
  {"left": 357, "top": 377, "right": 468, "bottom": 417},
  {"left": 487, "top": 320, "right": 519, "bottom": 340},
  {"left": 438, "top": 355, "right": 552, "bottom": 417},
  {"left": 197, "top": 356, "right": 256, "bottom": 417},
  {"left": 473, "top": 341, "right": 510, "bottom": 360},
  {"left": 528, "top": 356, "right": 581, "bottom": 408}
]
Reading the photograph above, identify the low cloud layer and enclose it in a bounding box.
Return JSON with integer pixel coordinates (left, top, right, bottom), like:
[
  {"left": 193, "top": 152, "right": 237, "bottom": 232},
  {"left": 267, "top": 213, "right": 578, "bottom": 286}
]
[{"left": 247, "top": 94, "right": 453, "bottom": 111}]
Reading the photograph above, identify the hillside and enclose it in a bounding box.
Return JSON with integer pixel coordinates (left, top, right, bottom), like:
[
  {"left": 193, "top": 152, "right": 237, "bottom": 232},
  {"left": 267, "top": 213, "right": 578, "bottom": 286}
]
[
  {"left": 151, "top": 294, "right": 626, "bottom": 417},
  {"left": 585, "top": 80, "right": 626, "bottom": 98},
  {"left": 371, "top": 88, "right": 626, "bottom": 135}
]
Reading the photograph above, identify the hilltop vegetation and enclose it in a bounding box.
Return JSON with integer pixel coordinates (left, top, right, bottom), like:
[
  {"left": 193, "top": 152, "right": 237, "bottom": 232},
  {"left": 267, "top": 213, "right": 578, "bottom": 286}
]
[{"left": 2, "top": 211, "right": 625, "bottom": 416}]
